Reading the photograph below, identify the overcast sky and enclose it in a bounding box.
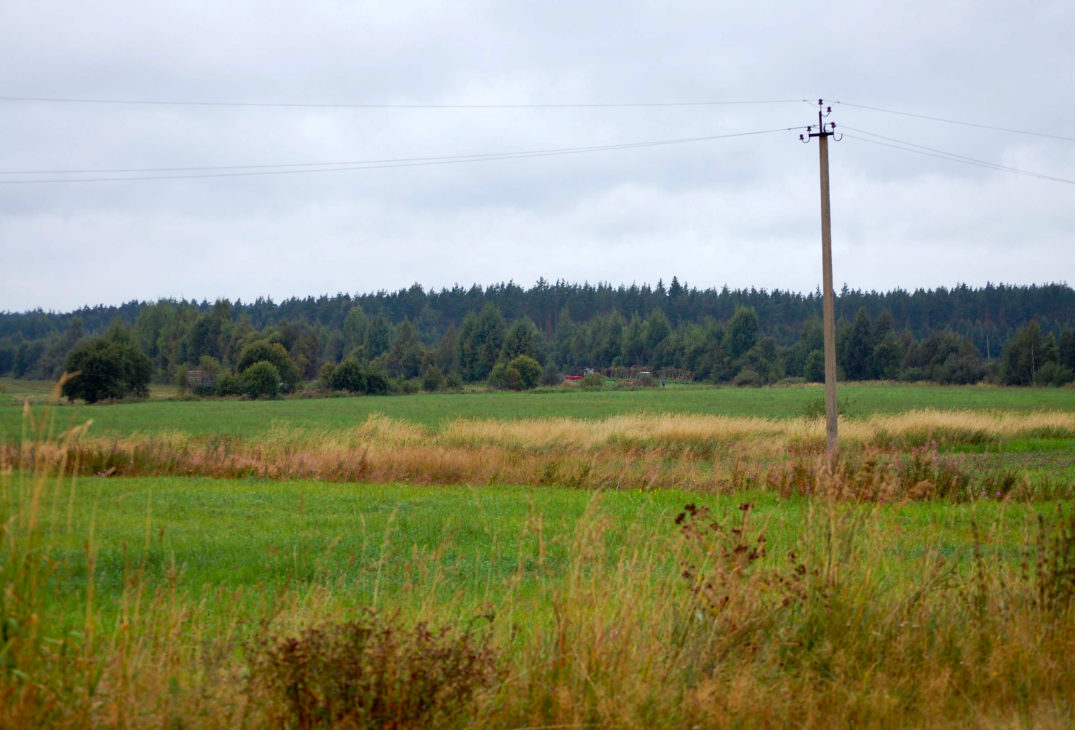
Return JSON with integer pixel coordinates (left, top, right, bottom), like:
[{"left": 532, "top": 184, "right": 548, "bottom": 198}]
[{"left": 1, "top": 1, "right": 1072, "bottom": 313}]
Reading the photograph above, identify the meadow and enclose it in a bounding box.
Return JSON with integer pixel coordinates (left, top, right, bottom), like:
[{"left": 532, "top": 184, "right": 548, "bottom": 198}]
[
  {"left": 3, "top": 377, "right": 1075, "bottom": 436},
  {"left": 1, "top": 381, "right": 1074, "bottom": 727}
]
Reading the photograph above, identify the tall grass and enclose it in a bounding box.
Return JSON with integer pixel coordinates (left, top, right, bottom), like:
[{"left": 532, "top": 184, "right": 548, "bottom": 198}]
[
  {"left": 2, "top": 399, "right": 1074, "bottom": 727},
  {"left": 7, "top": 410, "right": 1073, "bottom": 500}
]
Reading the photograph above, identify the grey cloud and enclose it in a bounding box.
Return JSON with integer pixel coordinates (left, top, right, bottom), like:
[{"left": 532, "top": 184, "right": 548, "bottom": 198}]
[{"left": 1, "top": 1, "right": 1072, "bottom": 311}]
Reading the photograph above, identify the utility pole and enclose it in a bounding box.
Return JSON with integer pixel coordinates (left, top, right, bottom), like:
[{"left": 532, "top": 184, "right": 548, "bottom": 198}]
[{"left": 801, "top": 100, "right": 839, "bottom": 455}]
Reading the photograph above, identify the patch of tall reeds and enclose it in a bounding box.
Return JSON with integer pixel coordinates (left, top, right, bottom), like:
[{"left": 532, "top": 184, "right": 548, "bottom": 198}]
[{"left": 6, "top": 409, "right": 1072, "bottom": 500}]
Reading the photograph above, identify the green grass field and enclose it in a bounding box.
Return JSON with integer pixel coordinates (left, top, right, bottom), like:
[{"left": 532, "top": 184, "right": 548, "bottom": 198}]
[
  {"left": 3, "top": 379, "right": 1074, "bottom": 439},
  {"left": 31, "top": 475, "right": 1044, "bottom": 622},
  {"left": 3, "top": 382, "right": 1074, "bottom": 727}
]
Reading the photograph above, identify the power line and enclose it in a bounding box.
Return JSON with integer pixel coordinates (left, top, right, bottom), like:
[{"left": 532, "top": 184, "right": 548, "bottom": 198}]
[
  {"left": 0, "top": 127, "right": 795, "bottom": 184},
  {"left": 836, "top": 101, "right": 1075, "bottom": 143},
  {"left": 841, "top": 125, "right": 1075, "bottom": 185},
  {"left": 0, "top": 94, "right": 803, "bottom": 110}
]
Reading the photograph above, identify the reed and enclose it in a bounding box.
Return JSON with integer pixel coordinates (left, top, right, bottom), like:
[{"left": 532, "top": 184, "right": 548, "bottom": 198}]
[{"left": 6, "top": 409, "right": 1071, "bottom": 500}]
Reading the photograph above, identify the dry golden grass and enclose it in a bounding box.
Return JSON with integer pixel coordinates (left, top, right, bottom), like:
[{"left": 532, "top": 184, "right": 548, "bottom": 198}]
[{"left": 6, "top": 409, "right": 1072, "bottom": 500}]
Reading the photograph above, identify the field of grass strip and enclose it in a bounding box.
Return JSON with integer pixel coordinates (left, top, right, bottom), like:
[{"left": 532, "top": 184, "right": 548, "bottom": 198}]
[{"left": 1, "top": 387, "right": 1073, "bottom": 727}]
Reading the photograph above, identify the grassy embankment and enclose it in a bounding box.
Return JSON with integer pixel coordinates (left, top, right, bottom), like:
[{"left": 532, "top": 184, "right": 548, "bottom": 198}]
[{"left": 1, "top": 382, "right": 1074, "bottom": 726}]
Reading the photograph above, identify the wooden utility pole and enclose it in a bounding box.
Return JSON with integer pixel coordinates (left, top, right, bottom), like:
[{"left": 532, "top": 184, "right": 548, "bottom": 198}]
[{"left": 801, "top": 100, "right": 839, "bottom": 455}]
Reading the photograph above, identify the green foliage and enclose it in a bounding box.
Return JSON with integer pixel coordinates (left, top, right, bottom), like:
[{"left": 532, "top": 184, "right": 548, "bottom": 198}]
[
  {"left": 384, "top": 319, "right": 423, "bottom": 379},
  {"left": 726, "top": 306, "right": 759, "bottom": 360},
  {"left": 328, "top": 359, "right": 390, "bottom": 395},
  {"left": 175, "top": 365, "right": 189, "bottom": 396},
  {"left": 501, "top": 318, "right": 543, "bottom": 363},
  {"left": 242, "top": 360, "right": 281, "bottom": 399},
  {"left": 422, "top": 365, "right": 446, "bottom": 392},
  {"left": 510, "top": 355, "right": 542, "bottom": 389},
  {"left": 732, "top": 366, "right": 764, "bottom": 387},
  {"left": 330, "top": 359, "right": 366, "bottom": 392},
  {"left": 872, "top": 332, "right": 904, "bottom": 380},
  {"left": 904, "top": 331, "right": 984, "bottom": 385},
  {"left": 804, "top": 349, "right": 825, "bottom": 383},
  {"left": 237, "top": 340, "right": 301, "bottom": 392},
  {"left": 457, "top": 304, "right": 507, "bottom": 382},
  {"left": 581, "top": 372, "right": 605, "bottom": 389},
  {"left": 840, "top": 307, "right": 874, "bottom": 380},
  {"left": 1001, "top": 321, "right": 1045, "bottom": 385},
  {"left": 61, "top": 331, "right": 152, "bottom": 403},
  {"left": 365, "top": 316, "right": 392, "bottom": 360},
  {"left": 319, "top": 362, "right": 336, "bottom": 390},
  {"left": 4, "top": 283, "right": 1074, "bottom": 391},
  {"left": 216, "top": 372, "right": 244, "bottom": 396},
  {"left": 364, "top": 369, "right": 390, "bottom": 396},
  {"left": 488, "top": 355, "right": 542, "bottom": 391},
  {"left": 801, "top": 395, "right": 849, "bottom": 419},
  {"left": 540, "top": 362, "right": 562, "bottom": 386},
  {"left": 342, "top": 305, "right": 368, "bottom": 354}
]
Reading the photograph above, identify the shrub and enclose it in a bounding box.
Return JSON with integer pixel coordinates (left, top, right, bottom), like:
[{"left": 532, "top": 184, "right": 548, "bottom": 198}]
[
  {"left": 804, "top": 349, "right": 825, "bottom": 383},
  {"left": 330, "top": 359, "right": 367, "bottom": 392},
  {"left": 247, "top": 611, "right": 498, "bottom": 729},
  {"left": 581, "top": 372, "right": 605, "bottom": 389},
  {"left": 540, "top": 362, "right": 562, "bottom": 386},
  {"left": 61, "top": 335, "right": 152, "bottom": 403},
  {"left": 422, "top": 365, "right": 445, "bottom": 392},
  {"left": 215, "top": 372, "right": 244, "bottom": 396},
  {"left": 237, "top": 340, "right": 301, "bottom": 392},
  {"left": 487, "top": 362, "right": 515, "bottom": 390},
  {"left": 319, "top": 362, "right": 336, "bottom": 390},
  {"left": 1035, "top": 362, "right": 1075, "bottom": 387},
  {"left": 801, "top": 396, "right": 848, "bottom": 420},
  {"left": 488, "top": 355, "right": 542, "bottom": 391},
  {"left": 364, "top": 369, "right": 390, "bottom": 395},
  {"left": 509, "top": 355, "right": 542, "bottom": 389},
  {"left": 242, "top": 360, "right": 281, "bottom": 399},
  {"left": 732, "top": 366, "right": 764, "bottom": 387}
]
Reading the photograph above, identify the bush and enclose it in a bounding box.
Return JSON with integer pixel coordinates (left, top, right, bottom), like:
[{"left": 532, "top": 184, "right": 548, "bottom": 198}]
[
  {"left": 541, "top": 362, "right": 562, "bottom": 386},
  {"left": 242, "top": 360, "right": 281, "bottom": 399},
  {"left": 487, "top": 362, "right": 515, "bottom": 390},
  {"left": 804, "top": 349, "right": 825, "bottom": 383},
  {"left": 395, "top": 378, "right": 421, "bottom": 395},
  {"left": 488, "top": 355, "right": 542, "bottom": 391},
  {"left": 422, "top": 365, "right": 445, "bottom": 392},
  {"left": 581, "top": 372, "right": 605, "bottom": 389},
  {"left": 61, "top": 335, "right": 152, "bottom": 403},
  {"left": 247, "top": 611, "right": 498, "bottom": 729},
  {"left": 1035, "top": 362, "right": 1075, "bottom": 387},
  {"left": 364, "top": 369, "right": 390, "bottom": 395},
  {"left": 732, "top": 366, "right": 764, "bottom": 387},
  {"left": 330, "top": 359, "right": 367, "bottom": 392},
  {"left": 319, "top": 362, "right": 336, "bottom": 390},
  {"left": 237, "top": 340, "right": 301, "bottom": 392},
  {"left": 215, "top": 372, "right": 244, "bottom": 396},
  {"left": 327, "top": 360, "right": 391, "bottom": 395}
]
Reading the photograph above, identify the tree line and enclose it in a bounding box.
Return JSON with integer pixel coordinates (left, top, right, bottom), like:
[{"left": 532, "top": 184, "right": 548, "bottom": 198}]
[{"left": 1, "top": 280, "right": 1073, "bottom": 400}]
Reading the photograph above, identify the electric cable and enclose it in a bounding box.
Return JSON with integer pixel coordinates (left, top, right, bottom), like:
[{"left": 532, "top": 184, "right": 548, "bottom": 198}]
[
  {"left": 840, "top": 126, "right": 1075, "bottom": 185},
  {"left": 0, "top": 126, "right": 797, "bottom": 184},
  {"left": 836, "top": 101, "right": 1075, "bottom": 143},
  {"left": 0, "top": 95, "right": 803, "bottom": 110}
]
